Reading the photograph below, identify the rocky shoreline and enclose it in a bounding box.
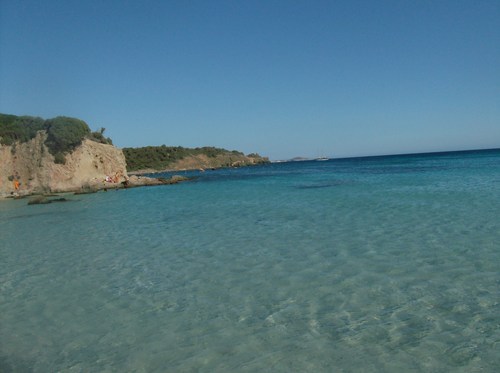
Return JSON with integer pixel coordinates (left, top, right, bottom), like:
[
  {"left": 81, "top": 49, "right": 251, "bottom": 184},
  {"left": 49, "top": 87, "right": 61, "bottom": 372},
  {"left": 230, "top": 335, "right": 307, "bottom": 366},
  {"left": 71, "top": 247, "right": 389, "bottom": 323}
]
[
  {"left": 4, "top": 174, "right": 190, "bottom": 203},
  {"left": 75, "top": 174, "right": 190, "bottom": 193},
  {"left": 0, "top": 135, "right": 190, "bottom": 201},
  {"left": 0, "top": 123, "right": 266, "bottom": 201}
]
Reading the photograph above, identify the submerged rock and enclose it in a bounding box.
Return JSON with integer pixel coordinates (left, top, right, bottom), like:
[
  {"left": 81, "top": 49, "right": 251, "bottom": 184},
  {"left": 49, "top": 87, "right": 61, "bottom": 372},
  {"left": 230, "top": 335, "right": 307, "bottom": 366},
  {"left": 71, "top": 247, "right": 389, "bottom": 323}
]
[
  {"left": 27, "top": 196, "right": 50, "bottom": 205},
  {"left": 27, "top": 196, "right": 69, "bottom": 205}
]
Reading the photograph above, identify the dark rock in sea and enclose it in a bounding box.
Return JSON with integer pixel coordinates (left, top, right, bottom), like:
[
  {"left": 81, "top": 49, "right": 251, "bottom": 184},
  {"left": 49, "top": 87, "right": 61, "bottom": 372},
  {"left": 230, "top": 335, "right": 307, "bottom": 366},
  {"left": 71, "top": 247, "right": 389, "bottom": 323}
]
[
  {"left": 27, "top": 196, "right": 51, "bottom": 205},
  {"left": 50, "top": 198, "right": 69, "bottom": 203},
  {"left": 27, "top": 196, "right": 69, "bottom": 205}
]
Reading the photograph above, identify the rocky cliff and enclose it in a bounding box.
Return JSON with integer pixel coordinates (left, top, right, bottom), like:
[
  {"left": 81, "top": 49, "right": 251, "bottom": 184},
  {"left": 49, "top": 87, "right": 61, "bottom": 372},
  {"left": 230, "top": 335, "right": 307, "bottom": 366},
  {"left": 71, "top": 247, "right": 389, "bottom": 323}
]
[
  {"left": 0, "top": 132, "right": 128, "bottom": 198},
  {"left": 1, "top": 129, "right": 269, "bottom": 198}
]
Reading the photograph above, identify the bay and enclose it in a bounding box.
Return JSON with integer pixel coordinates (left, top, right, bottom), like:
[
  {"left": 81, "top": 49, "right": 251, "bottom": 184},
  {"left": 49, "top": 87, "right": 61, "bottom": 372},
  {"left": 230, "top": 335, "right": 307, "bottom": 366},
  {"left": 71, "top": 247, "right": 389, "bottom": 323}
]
[{"left": 1, "top": 149, "right": 499, "bottom": 372}]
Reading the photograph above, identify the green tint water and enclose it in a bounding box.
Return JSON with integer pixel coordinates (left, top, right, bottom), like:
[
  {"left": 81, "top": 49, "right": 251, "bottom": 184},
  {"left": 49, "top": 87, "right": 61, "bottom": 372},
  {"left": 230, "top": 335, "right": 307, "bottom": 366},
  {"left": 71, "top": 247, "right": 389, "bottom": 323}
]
[{"left": 1, "top": 150, "right": 499, "bottom": 372}]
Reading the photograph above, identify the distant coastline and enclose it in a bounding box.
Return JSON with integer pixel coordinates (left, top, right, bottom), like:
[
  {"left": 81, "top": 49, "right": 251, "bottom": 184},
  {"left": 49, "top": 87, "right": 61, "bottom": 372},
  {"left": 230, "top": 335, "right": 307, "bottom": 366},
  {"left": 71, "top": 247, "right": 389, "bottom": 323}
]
[
  {"left": 275, "top": 147, "right": 500, "bottom": 164},
  {"left": 123, "top": 145, "right": 269, "bottom": 174},
  {"left": 329, "top": 147, "right": 500, "bottom": 162}
]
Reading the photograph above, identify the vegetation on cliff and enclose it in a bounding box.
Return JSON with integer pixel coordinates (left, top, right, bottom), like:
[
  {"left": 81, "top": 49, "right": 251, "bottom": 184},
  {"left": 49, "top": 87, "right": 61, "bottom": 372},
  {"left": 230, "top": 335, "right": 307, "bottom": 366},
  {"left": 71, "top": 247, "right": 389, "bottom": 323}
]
[
  {"left": 1, "top": 113, "right": 269, "bottom": 172},
  {"left": 0, "top": 113, "right": 112, "bottom": 163},
  {"left": 123, "top": 145, "right": 262, "bottom": 171}
]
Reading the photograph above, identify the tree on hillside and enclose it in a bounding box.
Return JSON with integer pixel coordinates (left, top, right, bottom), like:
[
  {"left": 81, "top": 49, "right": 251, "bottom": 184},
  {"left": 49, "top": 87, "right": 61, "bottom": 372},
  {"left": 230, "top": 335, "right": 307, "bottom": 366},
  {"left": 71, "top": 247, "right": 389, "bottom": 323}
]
[
  {"left": 0, "top": 115, "right": 44, "bottom": 145},
  {"left": 88, "top": 126, "right": 113, "bottom": 145},
  {"left": 1, "top": 113, "right": 116, "bottom": 163},
  {"left": 44, "top": 116, "right": 91, "bottom": 163},
  {"left": 15, "top": 116, "right": 46, "bottom": 141}
]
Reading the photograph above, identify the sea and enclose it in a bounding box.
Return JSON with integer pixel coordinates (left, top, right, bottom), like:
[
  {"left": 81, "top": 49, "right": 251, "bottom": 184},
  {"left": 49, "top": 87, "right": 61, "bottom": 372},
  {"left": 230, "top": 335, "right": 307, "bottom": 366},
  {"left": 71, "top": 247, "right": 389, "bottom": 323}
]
[{"left": 1, "top": 149, "right": 499, "bottom": 372}]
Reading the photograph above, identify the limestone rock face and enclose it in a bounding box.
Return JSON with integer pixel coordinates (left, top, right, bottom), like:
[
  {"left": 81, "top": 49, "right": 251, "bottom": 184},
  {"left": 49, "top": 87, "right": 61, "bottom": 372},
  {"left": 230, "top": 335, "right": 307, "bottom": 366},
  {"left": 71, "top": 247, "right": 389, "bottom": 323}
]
[{"left": 0, "top": 133, "right": 128, "bottom": 197}]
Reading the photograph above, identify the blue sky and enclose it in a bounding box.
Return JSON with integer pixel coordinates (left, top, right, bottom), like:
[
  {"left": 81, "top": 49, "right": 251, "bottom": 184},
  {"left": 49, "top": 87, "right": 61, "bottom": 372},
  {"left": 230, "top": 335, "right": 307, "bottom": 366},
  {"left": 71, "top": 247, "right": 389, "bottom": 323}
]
[{"left": 1, "top": 0, "right": 498, "bottom": 160}]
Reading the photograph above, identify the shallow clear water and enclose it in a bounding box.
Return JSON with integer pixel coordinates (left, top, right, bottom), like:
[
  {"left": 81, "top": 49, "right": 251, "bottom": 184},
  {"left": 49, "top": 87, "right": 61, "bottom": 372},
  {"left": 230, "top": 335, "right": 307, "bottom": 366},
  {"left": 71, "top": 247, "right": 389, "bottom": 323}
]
[{"left": 1, "top": 150, "right": 499, "bottom": 372}]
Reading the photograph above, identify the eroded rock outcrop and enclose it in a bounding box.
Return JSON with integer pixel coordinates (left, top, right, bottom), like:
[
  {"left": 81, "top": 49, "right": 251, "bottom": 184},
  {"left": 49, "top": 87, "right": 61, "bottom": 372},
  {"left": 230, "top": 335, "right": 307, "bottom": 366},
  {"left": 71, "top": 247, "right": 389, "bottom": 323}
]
[{"left": 0, "top": 132, "right": 128, "bottom": 197}]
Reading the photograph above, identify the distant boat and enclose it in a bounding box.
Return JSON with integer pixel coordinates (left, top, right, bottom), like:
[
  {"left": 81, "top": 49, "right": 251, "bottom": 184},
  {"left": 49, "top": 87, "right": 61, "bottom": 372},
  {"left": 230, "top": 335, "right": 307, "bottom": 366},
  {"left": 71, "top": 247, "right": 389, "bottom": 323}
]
[{"left": 315, "top": 156, "right": 329, "bottom": 161}]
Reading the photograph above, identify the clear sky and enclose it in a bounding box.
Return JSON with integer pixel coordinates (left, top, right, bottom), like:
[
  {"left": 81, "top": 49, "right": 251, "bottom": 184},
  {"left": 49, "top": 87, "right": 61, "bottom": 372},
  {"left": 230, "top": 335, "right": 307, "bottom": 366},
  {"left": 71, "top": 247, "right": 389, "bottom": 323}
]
[{"left": 1, "top": 0, "right": 498, "bottom": 160}]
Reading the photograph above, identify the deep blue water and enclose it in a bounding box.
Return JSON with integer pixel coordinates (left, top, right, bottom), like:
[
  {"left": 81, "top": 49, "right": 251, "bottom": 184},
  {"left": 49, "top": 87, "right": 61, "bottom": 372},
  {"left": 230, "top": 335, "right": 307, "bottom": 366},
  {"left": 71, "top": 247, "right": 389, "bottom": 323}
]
[{"left": 1, "top": 149, "right": 499, "bottom": 372}]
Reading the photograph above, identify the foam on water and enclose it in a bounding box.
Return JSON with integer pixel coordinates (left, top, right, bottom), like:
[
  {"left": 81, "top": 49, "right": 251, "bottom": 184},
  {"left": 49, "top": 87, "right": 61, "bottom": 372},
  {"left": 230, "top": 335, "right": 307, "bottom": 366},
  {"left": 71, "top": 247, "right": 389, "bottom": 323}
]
[{"left": 1, "top": 150, "right": 499, "bottom": 372}]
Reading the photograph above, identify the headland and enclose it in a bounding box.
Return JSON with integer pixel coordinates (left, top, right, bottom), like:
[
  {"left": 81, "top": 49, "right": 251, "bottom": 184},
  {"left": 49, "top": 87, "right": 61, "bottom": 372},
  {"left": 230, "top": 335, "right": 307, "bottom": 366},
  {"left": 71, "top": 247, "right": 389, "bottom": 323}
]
[{"left": 0, "top": 113, "right": 269, "bottom": 200}]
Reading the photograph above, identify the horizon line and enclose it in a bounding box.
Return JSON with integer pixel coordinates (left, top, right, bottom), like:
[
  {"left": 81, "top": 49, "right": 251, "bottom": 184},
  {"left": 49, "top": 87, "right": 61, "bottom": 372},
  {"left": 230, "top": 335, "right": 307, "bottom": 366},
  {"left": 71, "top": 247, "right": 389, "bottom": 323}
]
[{"left": 273, "top": 147, "right": 500, "bottom": 162}]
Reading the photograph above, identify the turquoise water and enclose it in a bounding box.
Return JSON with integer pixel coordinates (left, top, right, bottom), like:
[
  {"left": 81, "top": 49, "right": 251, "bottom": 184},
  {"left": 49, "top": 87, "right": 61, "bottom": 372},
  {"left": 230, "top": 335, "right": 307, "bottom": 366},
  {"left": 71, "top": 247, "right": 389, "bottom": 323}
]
[{"left": 1, "top": 149, "right": 499, "bottom": 372}]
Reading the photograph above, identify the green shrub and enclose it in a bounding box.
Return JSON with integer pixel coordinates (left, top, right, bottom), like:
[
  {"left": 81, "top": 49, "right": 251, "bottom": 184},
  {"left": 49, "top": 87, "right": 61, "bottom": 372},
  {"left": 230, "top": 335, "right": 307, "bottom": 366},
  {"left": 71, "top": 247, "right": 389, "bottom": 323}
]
[
  {"left": 87, "top": 127, "right": 113, "bottom": 145},
  {"left": 44, "top": 116, "right": 91, "bottom": 157},
  {"left": 53, "top": 152, "right": 66, "bottom": 164},
  {"left": 1, "top": 113, "right": 115, "bottom": 164},
  {"left": 0, "top": 114, "right": 44, "bottom": 145}
]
